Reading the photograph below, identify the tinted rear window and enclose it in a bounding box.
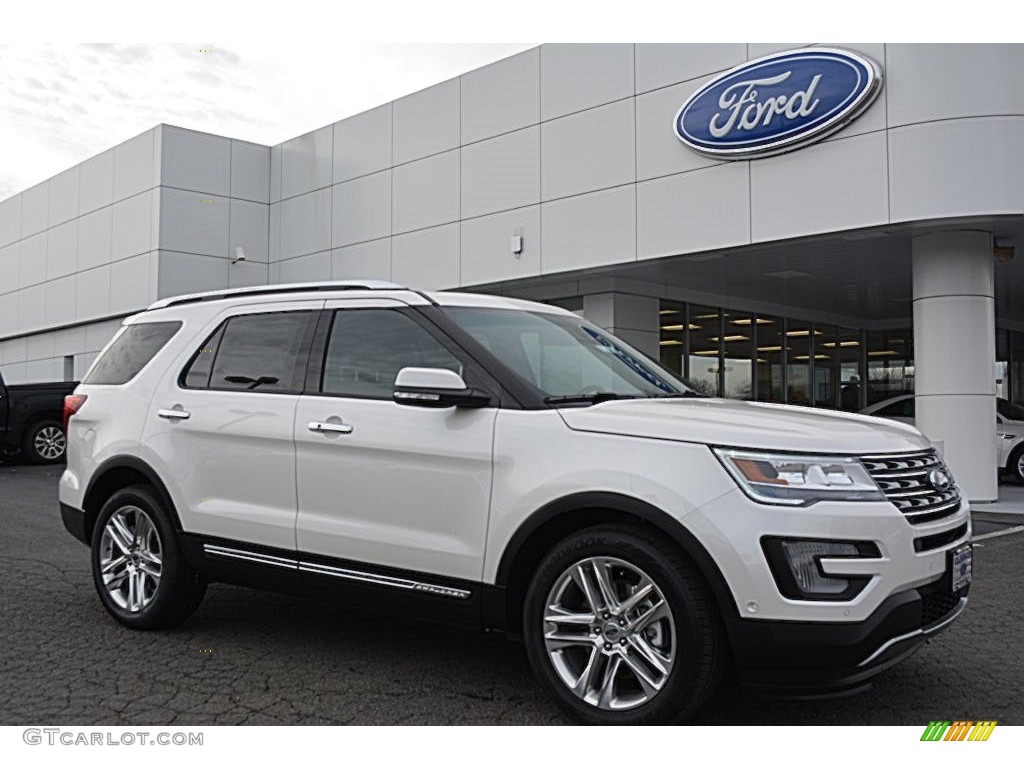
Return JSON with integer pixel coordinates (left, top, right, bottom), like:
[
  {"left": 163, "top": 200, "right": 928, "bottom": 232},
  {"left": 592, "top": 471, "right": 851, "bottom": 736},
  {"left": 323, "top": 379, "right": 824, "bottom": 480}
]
[{"left": 83, "top": 322, "right": 182, "bottom": 385}]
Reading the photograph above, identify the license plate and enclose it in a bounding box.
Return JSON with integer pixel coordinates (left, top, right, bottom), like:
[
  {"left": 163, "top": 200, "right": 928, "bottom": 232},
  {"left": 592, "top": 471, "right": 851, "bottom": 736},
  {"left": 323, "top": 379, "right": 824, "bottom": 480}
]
[{"left": 951, "top": 543, "right": 972, "bottom": 593}]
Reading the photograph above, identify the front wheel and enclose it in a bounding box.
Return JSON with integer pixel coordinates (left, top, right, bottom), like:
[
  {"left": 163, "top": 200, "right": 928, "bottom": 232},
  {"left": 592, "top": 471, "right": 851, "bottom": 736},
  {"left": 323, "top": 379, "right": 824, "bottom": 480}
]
[
  {"left": 90, "top": 485, "right": 206, "bottom": 629},
  {"left": 23, "top": 420, "right": 66, "bottom": 464},
  {"left": 1008, "top": 444, "right": 1024, "bottom": 485},
  {"left": 523, "top": 524, "right": 723, "bottom": 724}
]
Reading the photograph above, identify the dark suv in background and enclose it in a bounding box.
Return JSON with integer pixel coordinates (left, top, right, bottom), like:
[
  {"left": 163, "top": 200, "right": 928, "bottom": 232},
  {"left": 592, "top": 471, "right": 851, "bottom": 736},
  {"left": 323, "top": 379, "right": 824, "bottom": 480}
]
[{"left": 0, "top": 370, "right": 77, "bottom": 463}]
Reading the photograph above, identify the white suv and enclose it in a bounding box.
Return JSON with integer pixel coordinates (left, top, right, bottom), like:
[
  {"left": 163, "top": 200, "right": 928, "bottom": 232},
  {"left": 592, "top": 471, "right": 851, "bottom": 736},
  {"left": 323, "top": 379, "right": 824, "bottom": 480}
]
[{"left": 59, "top": 281, "right": 972, "bottom": 724}]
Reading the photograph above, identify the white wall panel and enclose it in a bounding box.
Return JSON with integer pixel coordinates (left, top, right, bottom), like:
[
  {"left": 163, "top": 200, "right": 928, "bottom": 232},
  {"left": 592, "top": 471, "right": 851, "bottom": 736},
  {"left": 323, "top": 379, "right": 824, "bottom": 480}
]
[
  {"left": 0, "top": 194, "right": 21, "bottom": 247},
  {"left": 461, "top": 48, "right": 540, "bottom": 144},
  {"left": 391, "top": 224, "right": 459, "bottom": 290},
  {"left": 636, "top": 77, "right": 725, "bottom": 182},
  {"left": 231, "top": 140, "right": 270, "bottom": 203},
  {"left": 277, "top": 251, "right": 331, "bottom": 283},
  {"left": 0, "top": 294, "right": 18, "bottom": 338},
  {"left": 540, "top": 44, "right": 634, "bottom": 121},
  {"left": 331, "top": 171, "right": 391, "bottom": 247},
  {"left": 638, "top": 163, "right": 751, "bottom": 259},
  {"left": 279, "top": 188, "right": 331, "bottom": 259},
  {"left": 114, "top": 129, "right": 156, "bottom": 201},
  {"left": 25, "top": 331, "right": 54, "bottom": 363},
  {"left": 393, "top": 79, "right": 460, "bottom": 165},
  {"left": 156, "top": 251, "right": 230, "bottom": 299},
  {"left": 229, "top": 200, "right": 269, "bottom": 263},
  {"left": 159, "top": 188, "right": 229, "bottom": 258},
  {"left": 111, "top": 191, "right": 154, "bottom": 261},
  {"left": 79, "top": 148, "right": 115, "bottom": 214},
  {"left": 109, "top": 253, "right": 154, "bottom": 315},
  {"left": 331, "top": 239, "right": 391, "bottom": 282},
  {"left": 280, "top": 126, "right": 333, "bottom": 199},
  {"left": 333, "top": 104, "right": 393, "bottom": 183},
  {"left": 46, "top": 220, "right": 78, "bottom": 280},
  {"left": 53, "top": 326, "right": 85, "bottom": 356},
  {"left": 227, "top": 260, "right": 269, "bottom": 289},
  {"left": 44, "top": 275, "right": 76, "bottom": 328},
  {"left": 48, "top": 167, "right": 80, "bottom": 227},
  {"left": 890, "top": 116, "right": 1024, "bottom": 223},
  {"left": 635, "top": 44, "right": 747, "bottom": 93},
  {"left": 160, "top": 126, "right": 231, "bottom": 196},
  {"left": 542, "top": 100, "right": 635, "bottom": 201},
  {"left": 541, "top": 186, "right": 636, "bottom": 273},
  {"left": 18, "top": 284, "right": 46, "bottom": 333},
  {"left": 20, "top": 182, "right": 49, "bottom": 239},
  {"left": 751, "top": 132, "right": 889, "bottom": 242},
  {"left": 77, "top": 207, "right": 113, "bottom": 272},
  {"left": 0, "top": 242, "right": 18, "bottom": 294},
  {"left": 392, "top": 150, "right": 459, "bottom": 234},
  {"left": 887, "top": 44, "right": 1024, "bottom": 128},
  {"left": 461, "top": 205, "right": 540, "bottom": 286},
  {"left": 461, "top": 127, "right": 540, "bottom": 219},
  {"left": 75, "top": 266, "right": 111, "bottom": 321},
  {"left": 18, "top": 233, "right": 46, "bottom": 289}
]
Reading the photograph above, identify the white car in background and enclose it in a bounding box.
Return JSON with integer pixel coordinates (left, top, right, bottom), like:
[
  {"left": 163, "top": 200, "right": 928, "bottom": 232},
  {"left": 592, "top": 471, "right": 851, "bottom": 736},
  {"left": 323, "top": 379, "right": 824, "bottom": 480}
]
[{"left": 861, "top": 395, "right": 1024, "bottom": 484}]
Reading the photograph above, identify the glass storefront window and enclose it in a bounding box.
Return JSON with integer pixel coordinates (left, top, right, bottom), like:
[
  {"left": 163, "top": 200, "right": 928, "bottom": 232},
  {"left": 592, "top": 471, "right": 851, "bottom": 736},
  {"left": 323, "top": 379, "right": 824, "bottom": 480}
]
[
  {"left": 812, "top": 324, "right": 838, "bottom": 408},
  {"left": 834, "top": 327, "right": 863, "bottom": 411},
  {"left": 755, "top": 315, "right": 784, "bottom": 403},
  {"left": 722, "top": 310, "right": 755, "bottom": 400},
  {"left": 866, "top": 330, "right": 913, "bottom": 405},
  {"left": 658, "top": 303, "right": 687, "bottom": 378},
  {"left": 785, "top": 319, "right": 813, "bottom": 406},
  {"left": 687, "top": 305, "right": 721, "bottom": 397}
]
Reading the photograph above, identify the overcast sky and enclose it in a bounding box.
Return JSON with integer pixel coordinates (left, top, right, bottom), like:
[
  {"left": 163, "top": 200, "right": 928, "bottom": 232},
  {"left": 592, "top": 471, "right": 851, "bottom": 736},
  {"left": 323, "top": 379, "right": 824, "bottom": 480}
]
[{"left": 0, "top": 43, "right": 534, "bottom": 201}]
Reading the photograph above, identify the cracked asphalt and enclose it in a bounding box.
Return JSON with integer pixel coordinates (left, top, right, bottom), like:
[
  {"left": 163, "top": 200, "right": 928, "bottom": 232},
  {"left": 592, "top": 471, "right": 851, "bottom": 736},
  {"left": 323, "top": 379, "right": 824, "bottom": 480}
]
[{"left": 1, "top": 463, "right": 1021, "bottom": 725}]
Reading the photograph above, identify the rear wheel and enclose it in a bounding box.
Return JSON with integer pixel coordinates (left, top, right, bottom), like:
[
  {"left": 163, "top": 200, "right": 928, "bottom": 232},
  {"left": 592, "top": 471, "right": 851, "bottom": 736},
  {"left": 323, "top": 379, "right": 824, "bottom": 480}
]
[
  {"left": 23, "top": 420, "right": 66, "bottom": 464},
  {"left": 1009, "top": 444, "right": 1024, "bottom": 485},
  {"left": 523, "top": 524, "right": 723, "bottom": 724},
  {"left": 90, "top": 485, "right": 206, "bottom": 629}
]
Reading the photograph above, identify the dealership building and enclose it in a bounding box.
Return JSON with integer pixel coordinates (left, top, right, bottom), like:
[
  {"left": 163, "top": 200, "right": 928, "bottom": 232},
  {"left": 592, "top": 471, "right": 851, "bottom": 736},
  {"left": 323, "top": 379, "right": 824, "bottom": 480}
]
[{"left": 1, "top": 43, "right": 1022, "bottom": 501}]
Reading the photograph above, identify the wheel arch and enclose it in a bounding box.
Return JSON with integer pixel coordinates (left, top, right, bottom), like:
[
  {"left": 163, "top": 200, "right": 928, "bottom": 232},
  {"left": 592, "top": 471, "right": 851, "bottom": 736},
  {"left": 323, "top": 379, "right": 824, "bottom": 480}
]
[
  {"left": 493, "top": 492, "right": 739, "bottom": 638},
  {"left": 81, "top": 456, "right": 182, "bottom": 544}
]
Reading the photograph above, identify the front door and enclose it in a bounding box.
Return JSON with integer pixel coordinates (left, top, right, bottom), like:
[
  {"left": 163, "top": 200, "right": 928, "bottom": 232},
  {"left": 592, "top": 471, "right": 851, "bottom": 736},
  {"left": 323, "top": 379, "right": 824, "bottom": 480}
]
[{"left": 294, "top": 300, "right": 497, "bottom": 588}]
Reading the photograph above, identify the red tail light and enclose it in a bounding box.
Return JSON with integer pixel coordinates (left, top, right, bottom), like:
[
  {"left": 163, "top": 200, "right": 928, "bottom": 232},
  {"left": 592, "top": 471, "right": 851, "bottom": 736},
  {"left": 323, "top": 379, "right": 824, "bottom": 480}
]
[{"left": 63, "top": 394, "right": 88, "bottom": 432}]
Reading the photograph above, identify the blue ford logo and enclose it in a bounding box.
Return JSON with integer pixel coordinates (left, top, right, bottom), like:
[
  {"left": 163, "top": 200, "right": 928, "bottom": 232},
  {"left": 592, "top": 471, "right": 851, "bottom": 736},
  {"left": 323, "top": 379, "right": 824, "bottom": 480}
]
[{"left": 674, "top": 48, "right": 882, "bottom": 159}]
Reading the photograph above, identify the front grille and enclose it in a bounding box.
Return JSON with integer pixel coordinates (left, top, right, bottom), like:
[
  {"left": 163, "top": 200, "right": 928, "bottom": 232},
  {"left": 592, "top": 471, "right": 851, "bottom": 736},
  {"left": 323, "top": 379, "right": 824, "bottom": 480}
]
[{"left": 860, "top": 450, "right": 962, "bottom": 525}]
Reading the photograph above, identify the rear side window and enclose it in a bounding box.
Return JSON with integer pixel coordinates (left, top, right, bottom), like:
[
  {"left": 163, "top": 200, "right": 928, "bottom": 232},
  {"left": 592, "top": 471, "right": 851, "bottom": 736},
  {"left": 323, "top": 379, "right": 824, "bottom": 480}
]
[
  {"left": 181, "top": 311, "right": 316, "bottom": 394},
  {"left": 83, "top": 322, "right": 182, "bottom": 385}
]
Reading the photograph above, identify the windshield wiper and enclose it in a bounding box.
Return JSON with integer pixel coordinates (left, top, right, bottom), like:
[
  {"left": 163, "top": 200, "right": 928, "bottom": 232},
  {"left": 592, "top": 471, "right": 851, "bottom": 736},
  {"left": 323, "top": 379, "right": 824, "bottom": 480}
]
[
  {"left": 648, "top": 391, "right": 707, "bottom": 399},
  {"left": 543, "top": 393, "right": 639, "bottom": 406}
]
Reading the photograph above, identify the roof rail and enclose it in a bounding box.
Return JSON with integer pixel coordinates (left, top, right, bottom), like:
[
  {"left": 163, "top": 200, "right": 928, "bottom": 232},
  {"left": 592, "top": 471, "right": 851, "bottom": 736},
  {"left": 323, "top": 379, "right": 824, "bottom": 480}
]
[{"left": 146, "top": 280, "right": 409, "bottom": 310}]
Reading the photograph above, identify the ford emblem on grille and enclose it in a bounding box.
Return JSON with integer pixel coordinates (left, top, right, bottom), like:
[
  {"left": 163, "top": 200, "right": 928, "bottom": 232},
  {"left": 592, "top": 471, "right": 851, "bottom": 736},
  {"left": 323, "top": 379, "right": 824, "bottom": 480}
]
[
  {"left": 928, "top": 468, "right": 953, "bottom": 492},
  {"left": 673, "top": 48, "right": 883, "bottom": 159}
]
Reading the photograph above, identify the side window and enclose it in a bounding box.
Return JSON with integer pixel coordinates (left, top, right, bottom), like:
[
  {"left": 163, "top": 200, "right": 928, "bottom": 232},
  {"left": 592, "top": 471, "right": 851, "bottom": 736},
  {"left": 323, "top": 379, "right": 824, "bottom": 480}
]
[
  {"left": 321, "top": 309, "right": 462, "bottom": 399},
  {"left": 182, "top": 311, "right": 316, "bottom": 394},
  {"left": 876, "top": 398, "right": 915, "bottom": 418},
  {"left": 83, "top": 322, "right": 182, "bottom": 385}
]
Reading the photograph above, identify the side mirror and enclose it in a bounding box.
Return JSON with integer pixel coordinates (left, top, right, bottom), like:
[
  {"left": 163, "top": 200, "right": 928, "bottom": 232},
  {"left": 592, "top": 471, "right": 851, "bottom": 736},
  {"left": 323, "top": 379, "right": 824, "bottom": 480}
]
[{"left": 393, "top": 367, "right": 490, "bottom": 409}]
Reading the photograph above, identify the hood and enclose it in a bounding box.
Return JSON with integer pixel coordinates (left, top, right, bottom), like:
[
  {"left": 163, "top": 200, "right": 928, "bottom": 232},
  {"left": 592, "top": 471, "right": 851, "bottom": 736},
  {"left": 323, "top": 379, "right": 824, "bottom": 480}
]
[{"left": 557, "top": 397, "right": 931, "bottom": 455}]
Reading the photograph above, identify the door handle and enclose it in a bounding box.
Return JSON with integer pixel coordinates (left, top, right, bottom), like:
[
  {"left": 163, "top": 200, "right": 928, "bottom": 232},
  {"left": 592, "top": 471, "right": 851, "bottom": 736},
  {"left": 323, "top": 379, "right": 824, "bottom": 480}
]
[
  {"left": 308, "top": 420, "right": 353, "bottom": 435},
  {"left": 157, "top": 408, "right": 191, "bottom": 421}
]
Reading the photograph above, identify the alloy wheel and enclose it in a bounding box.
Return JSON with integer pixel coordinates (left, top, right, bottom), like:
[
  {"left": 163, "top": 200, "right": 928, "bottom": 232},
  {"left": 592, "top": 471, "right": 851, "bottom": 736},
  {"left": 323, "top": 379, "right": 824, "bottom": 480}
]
[
  {"left": 98, "top": 506, "right": 163, "bottom": 613},
  {"left": 33, "top": 426, "right": 66, "bottom": 461},
  {"left": 543, "top": 556, "right": 676, "bottom": 711}
]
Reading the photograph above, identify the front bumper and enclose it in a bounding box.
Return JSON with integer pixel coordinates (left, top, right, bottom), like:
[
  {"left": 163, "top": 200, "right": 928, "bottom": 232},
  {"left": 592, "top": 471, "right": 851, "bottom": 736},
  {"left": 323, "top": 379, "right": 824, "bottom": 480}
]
[{"left": 727, "top": 575, "right": 969, "bottom": 695}]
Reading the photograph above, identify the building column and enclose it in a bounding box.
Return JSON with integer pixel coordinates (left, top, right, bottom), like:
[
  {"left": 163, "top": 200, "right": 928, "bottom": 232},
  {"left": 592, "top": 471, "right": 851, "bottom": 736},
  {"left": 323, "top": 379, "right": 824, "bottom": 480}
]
[
  {"left": 912, "top": 231, "right": 997, "bottom": 502},
  {"left": 582, "top": 293, "right": 660, "bottom": 359}
]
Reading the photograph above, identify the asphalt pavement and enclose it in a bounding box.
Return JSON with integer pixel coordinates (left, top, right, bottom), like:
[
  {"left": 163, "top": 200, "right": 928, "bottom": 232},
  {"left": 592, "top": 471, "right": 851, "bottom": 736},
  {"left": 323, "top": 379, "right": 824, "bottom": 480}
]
[{"left": 1, "top": 462, "right": 1020, "bottom": 725}]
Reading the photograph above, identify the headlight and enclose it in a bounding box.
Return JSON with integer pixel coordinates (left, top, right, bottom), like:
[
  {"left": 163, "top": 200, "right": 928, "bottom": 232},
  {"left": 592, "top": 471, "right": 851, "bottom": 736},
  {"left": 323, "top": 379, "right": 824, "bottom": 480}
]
[{"left": 713, "top": 448, "right": 885, "bottom": 506}]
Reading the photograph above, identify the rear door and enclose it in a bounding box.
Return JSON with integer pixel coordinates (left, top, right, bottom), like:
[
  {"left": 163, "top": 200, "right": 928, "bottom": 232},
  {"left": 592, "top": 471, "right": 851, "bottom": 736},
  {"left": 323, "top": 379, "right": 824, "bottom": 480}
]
[
  {"left": 293, "top": 299, "right": 498, "bottom": 587},
  {"left": 142, "top": 301, "right": 321, "bottom": 553}
]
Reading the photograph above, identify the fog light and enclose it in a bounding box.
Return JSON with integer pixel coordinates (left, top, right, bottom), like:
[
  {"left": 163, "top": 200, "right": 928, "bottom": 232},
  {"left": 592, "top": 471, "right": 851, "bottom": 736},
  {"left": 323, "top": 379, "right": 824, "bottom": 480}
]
[
  {"left": 761, "top": 537, "right": 879, "bottom": 601},
  {"left": 781, "top": 540, "right": 858, "bottom": 595}
]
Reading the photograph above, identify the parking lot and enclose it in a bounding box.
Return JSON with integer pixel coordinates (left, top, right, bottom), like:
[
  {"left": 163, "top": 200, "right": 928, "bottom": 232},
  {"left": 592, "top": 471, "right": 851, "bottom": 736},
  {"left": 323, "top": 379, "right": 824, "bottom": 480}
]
[{"left": 1, "top": 462, "right": 1021, "bottom": 726}]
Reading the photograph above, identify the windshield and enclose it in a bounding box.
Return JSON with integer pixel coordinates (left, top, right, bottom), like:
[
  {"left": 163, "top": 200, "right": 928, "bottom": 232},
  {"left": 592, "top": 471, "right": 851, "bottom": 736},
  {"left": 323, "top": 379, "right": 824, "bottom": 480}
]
[
  {"left": 998, "top": 398, "right": 1024, "bottom": 422},
  {"left": 443, "top": 307, "right": 696, "bottom": 401}
]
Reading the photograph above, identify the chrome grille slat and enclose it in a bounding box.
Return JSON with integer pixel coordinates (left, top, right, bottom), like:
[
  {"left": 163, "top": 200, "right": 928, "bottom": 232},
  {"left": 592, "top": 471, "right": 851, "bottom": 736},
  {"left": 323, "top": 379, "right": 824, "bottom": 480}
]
[{"left": 860, "top": 449, "right": 961, "bottom": 526}]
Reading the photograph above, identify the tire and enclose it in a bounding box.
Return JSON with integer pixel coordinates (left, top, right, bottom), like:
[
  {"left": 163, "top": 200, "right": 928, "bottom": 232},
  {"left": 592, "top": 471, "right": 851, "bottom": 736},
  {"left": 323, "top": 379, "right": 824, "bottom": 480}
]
[
  {"left": 90, "top": 485, "right": 206, "bottom": 630},
  {"left": 23, "top": 420, "right": 66, "bottom": 464},
  {"left": 1008, "top": 444, "right": 1024, "bottom": 485},
  {"left": 523, "top": 524, "right": 723, "bottom": 725}
]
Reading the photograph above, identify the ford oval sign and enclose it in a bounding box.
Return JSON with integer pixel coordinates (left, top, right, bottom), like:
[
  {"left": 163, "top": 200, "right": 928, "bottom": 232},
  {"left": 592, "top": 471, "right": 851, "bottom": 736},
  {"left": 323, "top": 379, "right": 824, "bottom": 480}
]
[{"left": 674, "top": 48, "right": 882, "bottom": 159}]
